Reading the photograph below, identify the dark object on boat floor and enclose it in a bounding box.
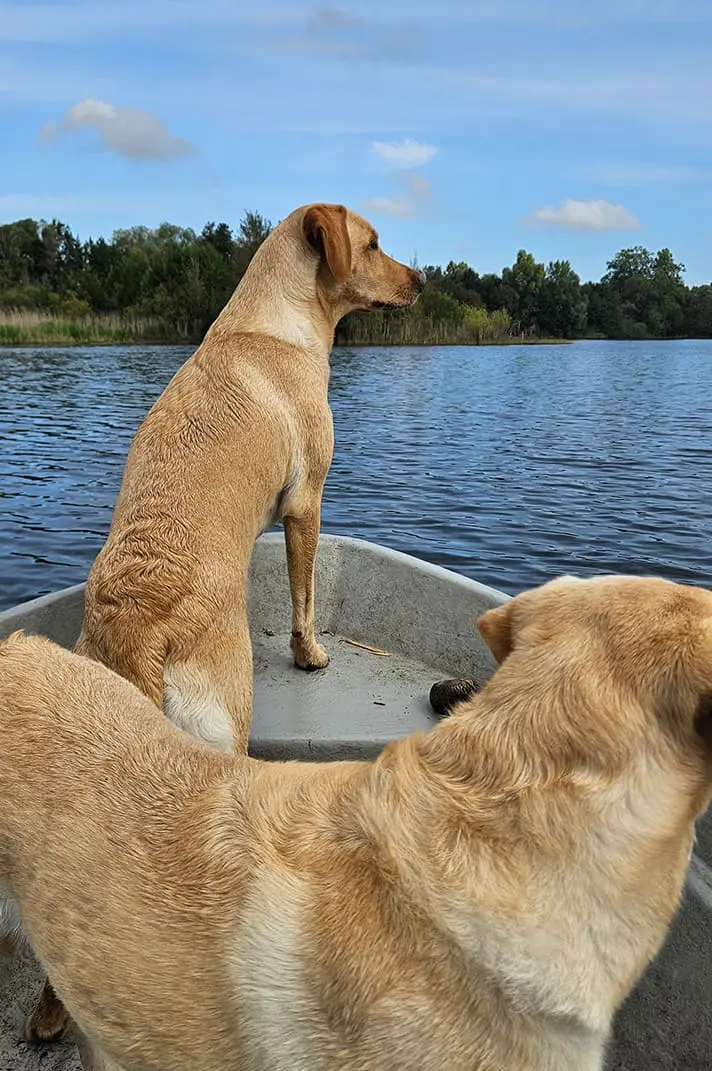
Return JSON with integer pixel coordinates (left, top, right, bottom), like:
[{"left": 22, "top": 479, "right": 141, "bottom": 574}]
[{"left": 429, "top": 677, "right": 481, "bottom": 717}]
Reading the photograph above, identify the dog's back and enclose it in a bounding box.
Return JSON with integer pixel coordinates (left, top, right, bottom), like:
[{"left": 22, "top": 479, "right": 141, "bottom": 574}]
[
  {"left": 77, "top": 331, "right": 313, "bottom": 705},
  {"left": 0, "top": 632, "right": 598, "bottom": 1071}
]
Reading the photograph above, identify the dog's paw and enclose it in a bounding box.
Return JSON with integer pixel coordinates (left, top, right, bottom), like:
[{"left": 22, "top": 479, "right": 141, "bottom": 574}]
[
  {"left": 429, "top": 677, "right": 480, "bottom": 718},
  {"left": 25, "top": 988, "right": 69, "bottom": 1046},
  {"left": 291, "top": 635, "right": 330, "bottom": 672}
]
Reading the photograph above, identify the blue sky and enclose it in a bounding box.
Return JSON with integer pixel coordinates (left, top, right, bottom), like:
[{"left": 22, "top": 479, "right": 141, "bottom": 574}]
[{"left": 2, "top": 0, "right": 711, "bottom": 283}]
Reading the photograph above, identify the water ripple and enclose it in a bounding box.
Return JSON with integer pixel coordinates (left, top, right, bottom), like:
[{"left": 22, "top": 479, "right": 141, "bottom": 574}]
[{"left": 1, "top": 339, "right": 711, "bottom": 609}]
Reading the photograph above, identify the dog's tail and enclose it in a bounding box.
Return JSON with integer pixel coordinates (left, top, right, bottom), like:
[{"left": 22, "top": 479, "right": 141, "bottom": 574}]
[
  {"left": 0, "top": 629, "right": 24, "bottom": 652},
  {"left": 0, "top": 629, "right": 56, "bottom": 665}
]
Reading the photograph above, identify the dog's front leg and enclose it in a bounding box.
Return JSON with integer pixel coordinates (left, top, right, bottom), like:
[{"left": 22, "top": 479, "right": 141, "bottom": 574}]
[{"left": 285, "top": 508, "right": 329, "bottom": 671}]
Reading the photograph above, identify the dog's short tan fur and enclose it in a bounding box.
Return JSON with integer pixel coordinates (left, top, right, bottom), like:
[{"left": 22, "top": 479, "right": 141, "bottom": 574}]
[
  {"left": 75, "top": 202, "right": 423, "bottom": 755},
  {"left": 3, "top": 573, "right": 712, "bottom": 1070}
]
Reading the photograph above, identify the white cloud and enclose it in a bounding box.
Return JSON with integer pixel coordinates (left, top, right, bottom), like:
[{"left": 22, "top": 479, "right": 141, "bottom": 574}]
[
  {"left": 527, "top": 199, "right": 641, "bottom": 232},
  {"left": 365, "top": 171, "right": 432, "bottom": 217},
  {"left": 372, "top": 138, "right": 438, "bottom": 169},
  {"left": 41, "top": 99, "right": 194, "bottom": 162}
]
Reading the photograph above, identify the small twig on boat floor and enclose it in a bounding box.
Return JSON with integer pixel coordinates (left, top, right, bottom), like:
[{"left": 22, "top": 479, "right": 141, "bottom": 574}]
[{"left": 343, "top": 638, "right": 391, "bottom": 657}]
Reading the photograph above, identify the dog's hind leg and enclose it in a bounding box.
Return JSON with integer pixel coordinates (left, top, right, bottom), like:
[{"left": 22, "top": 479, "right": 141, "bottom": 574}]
[
  {"left": 164, "top": 604, "right": 254, "bottom": 754},
  {"left": 24, "top": 630, "right": 164, "bottom": 1049},
  {"left": 0, "top": 914, "right": 63, "bottom": 1046},
  {"left": 5, "top": 873, "right": 70, "bottom": 1045},
  {"left": 25, "top": 977, "right": 69, "bottom": 1044},
  {"left": 284, "top": 508, "right": 329, "bottom": 672}
]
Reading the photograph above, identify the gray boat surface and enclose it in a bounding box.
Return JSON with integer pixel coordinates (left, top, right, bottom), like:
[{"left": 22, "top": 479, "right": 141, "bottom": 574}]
[{"left": 0, "top": 533, "right": 709, "bottom": 1070}]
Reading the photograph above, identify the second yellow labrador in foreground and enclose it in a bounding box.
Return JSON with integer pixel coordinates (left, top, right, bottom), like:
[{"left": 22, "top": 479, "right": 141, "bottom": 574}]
[{"left": 2, "top": 573, "right": 712, "bottom": 1071}]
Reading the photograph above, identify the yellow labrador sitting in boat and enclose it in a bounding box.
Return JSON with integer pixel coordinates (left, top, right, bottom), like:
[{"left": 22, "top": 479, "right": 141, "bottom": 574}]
[
  {"left": 2, "top": 573, "right": 712, "bottom": 1071},
  {"left": 77, "top": 202, "right": 424, "bottom": 755}
]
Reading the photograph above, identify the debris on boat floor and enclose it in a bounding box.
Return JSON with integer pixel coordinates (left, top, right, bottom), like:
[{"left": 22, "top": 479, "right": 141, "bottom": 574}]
[{"left": 343, "top": 638, "right": 391, "bottom": 657}]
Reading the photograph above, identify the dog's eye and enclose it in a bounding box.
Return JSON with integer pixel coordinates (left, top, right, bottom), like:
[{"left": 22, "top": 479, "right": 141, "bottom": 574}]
[{"left": 369, "top": 238, "right": 379, "bottom": 251}]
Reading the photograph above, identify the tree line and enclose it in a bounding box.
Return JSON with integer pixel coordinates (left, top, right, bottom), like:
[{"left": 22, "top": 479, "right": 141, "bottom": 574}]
[{"left": 1, "top": 213, "right": 711, "bottom": 346}]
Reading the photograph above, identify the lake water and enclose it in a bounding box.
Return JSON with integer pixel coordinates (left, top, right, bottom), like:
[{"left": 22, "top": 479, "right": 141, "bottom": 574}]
[{"left": 1, "top": 339, "right": 711, "bottom": 612}]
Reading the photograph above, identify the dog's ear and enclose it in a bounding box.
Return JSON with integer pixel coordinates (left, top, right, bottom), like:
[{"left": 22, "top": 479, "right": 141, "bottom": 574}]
[
  {"left": 303, "top": 204, "right": 351, "bottom": 284},
  {"left": 477, "top": 601, "right": 514, "bottom": 664}
]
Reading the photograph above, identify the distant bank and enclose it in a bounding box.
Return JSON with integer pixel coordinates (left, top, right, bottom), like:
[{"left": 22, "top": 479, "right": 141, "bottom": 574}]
[{"left": 0, "top": 310, "right": 571, "bottom": 349}]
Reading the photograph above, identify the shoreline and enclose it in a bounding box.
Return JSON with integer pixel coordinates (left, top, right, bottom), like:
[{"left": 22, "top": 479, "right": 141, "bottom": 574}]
[
  {"left": 0, "top": 336, "right": 575, "bottom": 350},
  {"left": 3, "top": 334, "right": 707, "bottom": 351}
]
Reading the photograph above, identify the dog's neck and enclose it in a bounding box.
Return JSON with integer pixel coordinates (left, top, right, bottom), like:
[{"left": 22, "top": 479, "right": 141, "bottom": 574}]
[
  {"left": 370, "top": 682, "right": 702, "bottom": 1043},
  {"left": 214, "top": 227, "right": 347, "bottom": 357}
]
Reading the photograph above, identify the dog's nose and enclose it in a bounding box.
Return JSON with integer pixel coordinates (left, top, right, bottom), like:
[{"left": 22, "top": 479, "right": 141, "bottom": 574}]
[{"left": 413, "top": 269, "right": 427, "bottom": 290}]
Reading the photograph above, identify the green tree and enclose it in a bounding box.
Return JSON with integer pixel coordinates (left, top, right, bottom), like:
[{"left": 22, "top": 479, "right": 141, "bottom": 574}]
[
  {"left": 234, "top": 211, "right": 273, "bottom": 275},
  {"left": 463, "top": 304, "right": 490, "bottom": 342},
  {"left": 603, "top": 246, "right": 686, "bottom": 338},
  {"left": 0, "top": 219, "right": 43, "bottom": 290},
  {"left": 201, "top": 222, "right": 235, "bottom": 263},
  {"left": 501, "top": 250, "right": 546, "bottom": 334},
  {"left": 0, "top": 211, "right": 706, "bottom": 345},
  {"left": 440, "top": 261, "right": 483, "bottom": 307},
  {"left": 652, "top": 248, "right": 686, "bottom": 336},
  {"left": 537, "top": 260, "right": 587, "bottom": 339},
  {"left": 604, "top": 246, "right": 656, "bottom": 284},
  {"left": 584, "top": 282, "right": 624, "bottom": 339},
  {"left": 686, "top": 286, "right": 712, "bottom": 338}
]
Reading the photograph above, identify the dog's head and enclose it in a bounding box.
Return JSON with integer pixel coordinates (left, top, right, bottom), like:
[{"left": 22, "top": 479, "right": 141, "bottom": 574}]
[
  {"left": 301, "top": 203, "right": 425, "bottom": 312},
  {"left": 476, "top": 575, "right": 712, "bottom": 794}
]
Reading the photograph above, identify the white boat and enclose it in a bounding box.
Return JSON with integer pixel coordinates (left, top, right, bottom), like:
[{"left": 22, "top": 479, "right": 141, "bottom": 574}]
[{"left": 0, "top": 534, "right": 709, "bottom": 1070}]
